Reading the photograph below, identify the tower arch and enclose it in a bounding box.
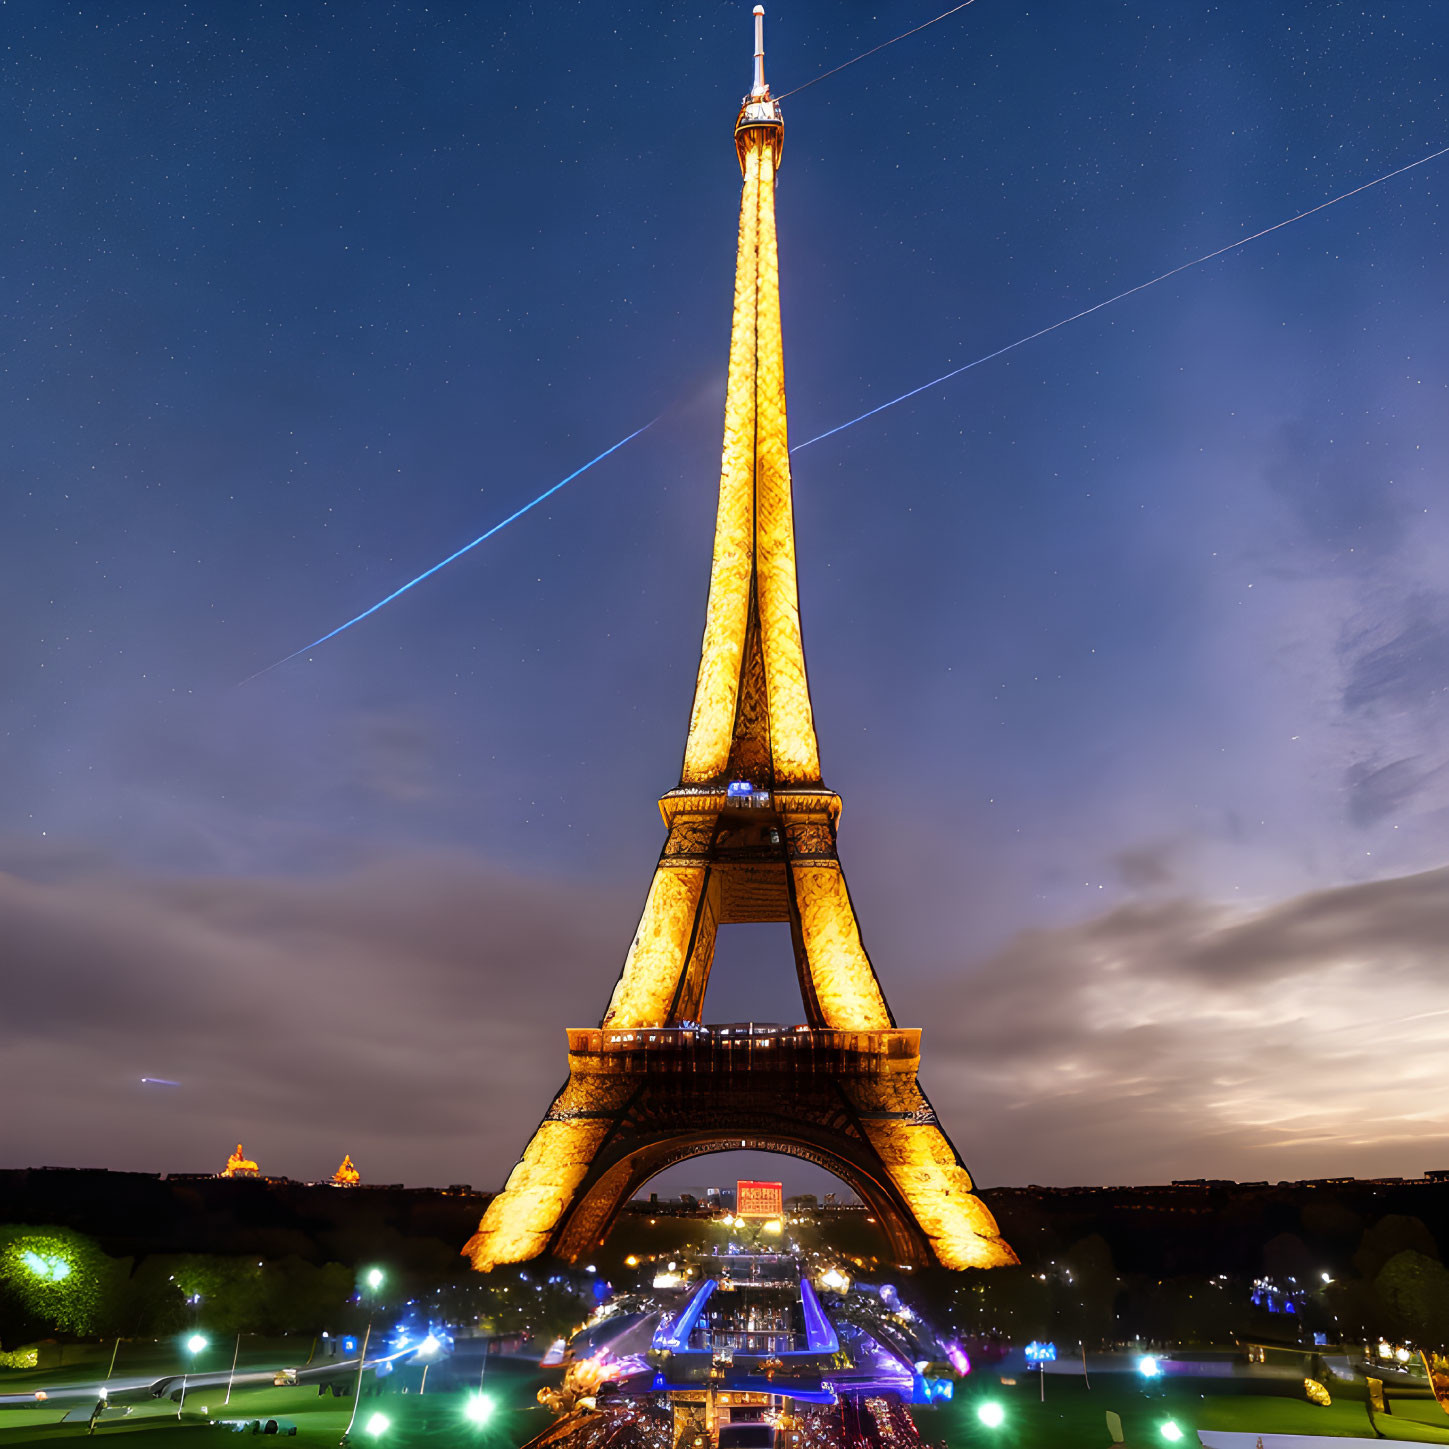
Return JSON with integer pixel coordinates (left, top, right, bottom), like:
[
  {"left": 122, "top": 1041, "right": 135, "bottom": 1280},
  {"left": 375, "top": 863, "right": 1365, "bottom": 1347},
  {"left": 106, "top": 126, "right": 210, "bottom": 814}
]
[{"left": 552, "top": 1131, "right": 931, "bottom": 1269}]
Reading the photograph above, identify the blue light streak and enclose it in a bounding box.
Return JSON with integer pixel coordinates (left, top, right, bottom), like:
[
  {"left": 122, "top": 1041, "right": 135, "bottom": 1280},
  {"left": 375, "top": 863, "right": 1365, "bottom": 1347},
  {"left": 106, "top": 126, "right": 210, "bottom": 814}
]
[
  {"left": 243, "top": 420, "right": 654, "bottom": 682},
  {"left": 789, "top": 141, "right": 1449, "bottom": 454}
]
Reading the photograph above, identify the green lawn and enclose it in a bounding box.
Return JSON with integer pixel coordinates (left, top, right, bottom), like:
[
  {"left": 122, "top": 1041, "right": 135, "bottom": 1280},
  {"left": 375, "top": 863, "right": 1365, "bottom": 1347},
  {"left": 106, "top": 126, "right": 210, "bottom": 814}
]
[
  {"left": 4, "top": 1359, "right": 1447, "bottom": 1449},
  {"left": 914, "top": 1372, "right": 1449, "bottom": 1448},
  {"left": 0, "top": 1366, "right": 553, "bottom": 1449},
  {"left": 0, "top": 1340, "right": 320, "bottom": 1398}
]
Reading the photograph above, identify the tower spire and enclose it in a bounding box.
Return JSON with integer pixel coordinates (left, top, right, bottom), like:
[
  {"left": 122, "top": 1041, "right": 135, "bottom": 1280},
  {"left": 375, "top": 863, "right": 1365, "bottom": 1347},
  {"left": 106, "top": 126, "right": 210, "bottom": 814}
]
[{"left": 751, "top": 5, "right": 768, "bottom": 98}]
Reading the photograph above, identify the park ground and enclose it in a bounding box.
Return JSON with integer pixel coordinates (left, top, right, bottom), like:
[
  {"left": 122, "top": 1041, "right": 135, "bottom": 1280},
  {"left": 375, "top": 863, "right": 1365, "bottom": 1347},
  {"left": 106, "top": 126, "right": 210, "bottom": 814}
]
[{"left": 4, "top": 1356, "right": 1449, "bottom": 1449}]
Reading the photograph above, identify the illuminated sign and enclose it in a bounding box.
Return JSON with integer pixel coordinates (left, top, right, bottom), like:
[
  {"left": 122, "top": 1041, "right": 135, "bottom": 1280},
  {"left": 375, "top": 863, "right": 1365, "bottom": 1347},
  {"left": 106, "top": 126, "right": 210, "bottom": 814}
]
[{"left": 736, "top": 1180, "right": 783, "bottom": 1218}]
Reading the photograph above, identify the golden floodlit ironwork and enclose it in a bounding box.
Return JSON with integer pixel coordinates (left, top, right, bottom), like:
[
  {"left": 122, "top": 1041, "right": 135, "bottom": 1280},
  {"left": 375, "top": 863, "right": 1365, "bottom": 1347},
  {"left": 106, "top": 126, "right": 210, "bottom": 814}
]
[{"left": 464, "top": 8, "right": 1016, "bottom": 1274}]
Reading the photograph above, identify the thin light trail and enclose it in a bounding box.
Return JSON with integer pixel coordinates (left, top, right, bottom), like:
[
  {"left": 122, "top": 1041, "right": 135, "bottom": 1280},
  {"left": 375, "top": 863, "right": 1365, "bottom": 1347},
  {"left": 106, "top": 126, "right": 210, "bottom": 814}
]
[
  {"left": 790, "top": 140, "right": 1449, "bottom": 453},
  {"left": 241, "top": 420, "right": 655, "bottom": 682},
  {"left": 775, "top": 0, "right": 980, "bottom": 101}
]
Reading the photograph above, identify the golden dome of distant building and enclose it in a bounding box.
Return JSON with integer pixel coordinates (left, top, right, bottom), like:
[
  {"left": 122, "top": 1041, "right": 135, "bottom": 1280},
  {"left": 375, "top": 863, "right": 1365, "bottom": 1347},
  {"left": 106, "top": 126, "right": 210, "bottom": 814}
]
[{"left": 221, "top": 1144, "right": 259, "bottom": 1178}]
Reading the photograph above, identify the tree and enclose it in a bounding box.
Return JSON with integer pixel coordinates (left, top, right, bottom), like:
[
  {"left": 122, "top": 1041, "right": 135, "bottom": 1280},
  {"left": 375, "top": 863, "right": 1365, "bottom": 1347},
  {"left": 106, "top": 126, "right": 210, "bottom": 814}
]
[
  {"left": 0, "top": 1227, "right": 127, "bottom": 1341},
  {"left": 1374, "top": 1251, "right": 1449, "bottom": 1350},
  {"left": 1355, "top": 1216, "right": 1439, "bottom": 1280}
]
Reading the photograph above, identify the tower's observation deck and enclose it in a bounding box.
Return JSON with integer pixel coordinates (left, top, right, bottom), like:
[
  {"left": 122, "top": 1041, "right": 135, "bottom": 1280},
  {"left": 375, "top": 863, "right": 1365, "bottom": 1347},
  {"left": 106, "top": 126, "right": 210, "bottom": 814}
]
[
  {"left": 562, "top": 1026, "right": 923, "bottom": 1076},
  {"left": 463, "top": 9, "right": 1016, "bottom": 1275}
]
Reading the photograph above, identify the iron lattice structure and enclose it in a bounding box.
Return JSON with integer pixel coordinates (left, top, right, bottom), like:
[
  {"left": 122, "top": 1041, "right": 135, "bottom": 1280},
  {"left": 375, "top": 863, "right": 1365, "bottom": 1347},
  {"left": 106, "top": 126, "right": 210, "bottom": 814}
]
[{"left": 465, "top": 11, "right": 1016, "bottom": 1275}]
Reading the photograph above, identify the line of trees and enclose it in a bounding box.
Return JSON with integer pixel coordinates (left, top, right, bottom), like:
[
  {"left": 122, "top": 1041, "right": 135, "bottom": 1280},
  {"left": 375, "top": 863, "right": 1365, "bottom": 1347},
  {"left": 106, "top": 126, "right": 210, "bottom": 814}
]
[
  {"left": 0, "top": 1225, "right": 353, "bottom": 1347},
  {"left": 0, "top": 1224, "right": 598, "bottom": 1355},
  {"left": 932, "top": 1215, "right": 1449, "bottom": 1350}
]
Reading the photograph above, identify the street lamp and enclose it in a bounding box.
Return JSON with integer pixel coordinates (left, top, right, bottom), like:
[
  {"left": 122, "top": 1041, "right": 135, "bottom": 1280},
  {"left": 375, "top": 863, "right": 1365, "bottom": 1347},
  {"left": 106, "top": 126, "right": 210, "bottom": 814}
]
[
  {"left": 177, "top": 1333, "right": 208, "bottom": 1418},
  {"left": 464, "top": 1393, "right": 496, "bottom": 1426},
  {"left": 976, "top": 1402, "right": 1005, "bottom": 1429},
  {"left": 341, "top": 1268, "right": 388, "bottom": 1445}
]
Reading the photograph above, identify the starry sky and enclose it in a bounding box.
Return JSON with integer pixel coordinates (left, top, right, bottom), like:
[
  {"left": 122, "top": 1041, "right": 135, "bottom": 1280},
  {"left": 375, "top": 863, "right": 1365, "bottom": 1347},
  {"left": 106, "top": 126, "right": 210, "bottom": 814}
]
[{"left": 3, "top": 1, "right": 1447, "bottom": 1195}]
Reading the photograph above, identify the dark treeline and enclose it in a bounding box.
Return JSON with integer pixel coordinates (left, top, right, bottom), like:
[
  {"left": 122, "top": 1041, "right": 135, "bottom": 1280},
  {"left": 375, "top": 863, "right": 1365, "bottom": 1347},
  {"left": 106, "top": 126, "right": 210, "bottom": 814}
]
[{"left": 3, "top": 1170, "right": 1447, "bottom": 1353}]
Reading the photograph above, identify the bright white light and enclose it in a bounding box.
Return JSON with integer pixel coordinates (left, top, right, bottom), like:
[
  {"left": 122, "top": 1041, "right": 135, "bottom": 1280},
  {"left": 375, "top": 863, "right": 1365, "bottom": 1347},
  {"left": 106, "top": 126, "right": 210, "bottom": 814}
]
[
  {"left": 418, "top": 1334, "right": 441, "bottom": 1357},
  {"left": 1160, "top": 1422, "right": 1183, "bottom": 1442},
  {"left": 365, "top": 1268, "right": 385, "bottom": 1290},
  {"left": 364, "top": 1412, "right": 390, "bottom": 1437},
  {"left": 1395, "top": 1347, "right": 1411, "bottom": 1363},
  {"left": 1138, "top": 1355, "right": 1160, "bottom": 1378},
  {"left": 464, "top": 1394, "right": 495, "bottom": 1426},
  {"left": 186, "top": 1334, "right": 208, "bottom": 1355},
  {"left": 1321, "top": 1271, "right": 1332, "bottom": 1283},
  {"left": 976, "top": 1402, "right": 1005, "bottom": 1428},
  {"left": 21, "top": 1252, "right": 70, "bottom": 1282}
]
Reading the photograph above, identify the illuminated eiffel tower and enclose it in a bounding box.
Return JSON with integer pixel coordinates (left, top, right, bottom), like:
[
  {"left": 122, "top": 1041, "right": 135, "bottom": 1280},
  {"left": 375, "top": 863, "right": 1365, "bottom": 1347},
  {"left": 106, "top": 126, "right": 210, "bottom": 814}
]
[{"left": 464, "top": 8, "right": 1016, "bottom": 1274}]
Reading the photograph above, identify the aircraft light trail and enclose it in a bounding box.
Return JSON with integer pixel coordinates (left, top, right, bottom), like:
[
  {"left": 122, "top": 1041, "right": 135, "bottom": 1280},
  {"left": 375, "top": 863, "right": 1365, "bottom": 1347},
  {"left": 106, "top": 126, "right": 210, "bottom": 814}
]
[
  {"left": 245, "top": 140, "right": 1446, "bottom": 671},
  {"left": 775, "top": 0, "right": 980, "bottom": 101},
  {"left": 140, "top": 1077, "right": 181, "bottom": 1086},
  {"left": 790, "top": 140, "right": 1449, "bottom": 454},
  {"left": 242, "top": 420, "right": 655, "bottom": 682}
]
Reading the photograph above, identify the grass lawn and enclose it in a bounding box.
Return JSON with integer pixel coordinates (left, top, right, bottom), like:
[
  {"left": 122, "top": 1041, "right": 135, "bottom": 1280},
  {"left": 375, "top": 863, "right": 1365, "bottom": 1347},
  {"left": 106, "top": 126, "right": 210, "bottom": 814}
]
[
  {"left": 4, "top": 1359, "right": 1445, "bottom": 1449},
  {"left": 0, "top": 1341, "right": 322, "bottom": 1398},
  {"left": 914, "top": 1372, "right": 1449, "bottom": 1448},
  {"left": 0, "top": 1367, "right": 553, "bottom": 1449}
]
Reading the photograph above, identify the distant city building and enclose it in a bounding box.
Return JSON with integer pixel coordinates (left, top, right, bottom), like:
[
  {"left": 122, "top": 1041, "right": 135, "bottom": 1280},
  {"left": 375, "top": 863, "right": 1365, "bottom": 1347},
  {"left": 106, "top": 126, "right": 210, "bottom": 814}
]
[
  {"left": 736, "top": 1180, "right": 784, "bottom": 1218},
  {"left": 220, "top": 1144, "right": 259, "bottom": 1178}
]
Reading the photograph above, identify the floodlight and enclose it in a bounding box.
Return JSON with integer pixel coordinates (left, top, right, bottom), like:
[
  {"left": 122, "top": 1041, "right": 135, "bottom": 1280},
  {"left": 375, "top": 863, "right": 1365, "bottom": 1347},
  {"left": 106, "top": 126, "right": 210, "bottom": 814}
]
[
  {"left": 464, "top": 1394, "right": 496, "bottom": 1426},
  {"left": 976, "top": 1402, "right": 1005, "bottom": 1428},
  {"left": 364, "top": 1412, "right": 390, "bottom": 1437},
  {"left": 1160, "top": 1423, "right": 1183, "bottom": 1442},
  {"left": 186, "top": 1334, "right": 208, "bottom": 1355}
]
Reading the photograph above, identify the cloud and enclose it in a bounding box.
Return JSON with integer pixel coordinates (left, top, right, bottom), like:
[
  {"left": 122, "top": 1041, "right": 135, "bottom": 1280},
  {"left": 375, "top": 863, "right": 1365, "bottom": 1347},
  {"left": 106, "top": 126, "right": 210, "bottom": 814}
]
[
  {"left": 1111, "top": 841, "right": 1178, "bottom": 891},
  {"left": 926, "top": 866, "right": 1449, "bottom": 1187},
  {"left": 2, "top": 842, "right": 1445, "bottom": 1197},
  {"left": 1345, "top": 756, "right": 1433, "bottom": 828},
  {"left": 351, "top": 709, "right": 439, "bottom": 804},
  {"left": 1264, "top": 417, "right": 1405, "bottom": 563},
  {"left": 0, "top": 844, "right": 638, "bottom": 1188},
  {"left": 1342, "top": 601, "right": 1449, "bottom": 715}
]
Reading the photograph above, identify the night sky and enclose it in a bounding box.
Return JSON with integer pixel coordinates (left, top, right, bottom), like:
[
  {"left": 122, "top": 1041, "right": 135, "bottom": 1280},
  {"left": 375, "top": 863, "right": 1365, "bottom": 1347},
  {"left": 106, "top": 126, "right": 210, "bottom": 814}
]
[{"left": 4, "top": 2, "right": 1447, "bottom": 1195}]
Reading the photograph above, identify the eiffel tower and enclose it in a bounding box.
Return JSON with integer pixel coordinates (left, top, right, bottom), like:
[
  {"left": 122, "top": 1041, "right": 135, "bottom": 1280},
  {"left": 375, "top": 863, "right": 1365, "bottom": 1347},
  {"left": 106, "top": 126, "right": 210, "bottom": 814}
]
[{"left": 464, "top": 8, "right": 1016, "bottom": 1274}]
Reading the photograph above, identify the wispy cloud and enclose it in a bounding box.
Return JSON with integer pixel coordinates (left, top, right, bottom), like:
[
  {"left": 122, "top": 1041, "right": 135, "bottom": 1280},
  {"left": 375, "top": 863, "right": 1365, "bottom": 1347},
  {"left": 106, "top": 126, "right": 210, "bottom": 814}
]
[
  {"left": 927, "top": 867, "right": 1449, "bottom": 1186},
  {"left": 1, "top": 844, "right": 1443, "bottom": 1192}
]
